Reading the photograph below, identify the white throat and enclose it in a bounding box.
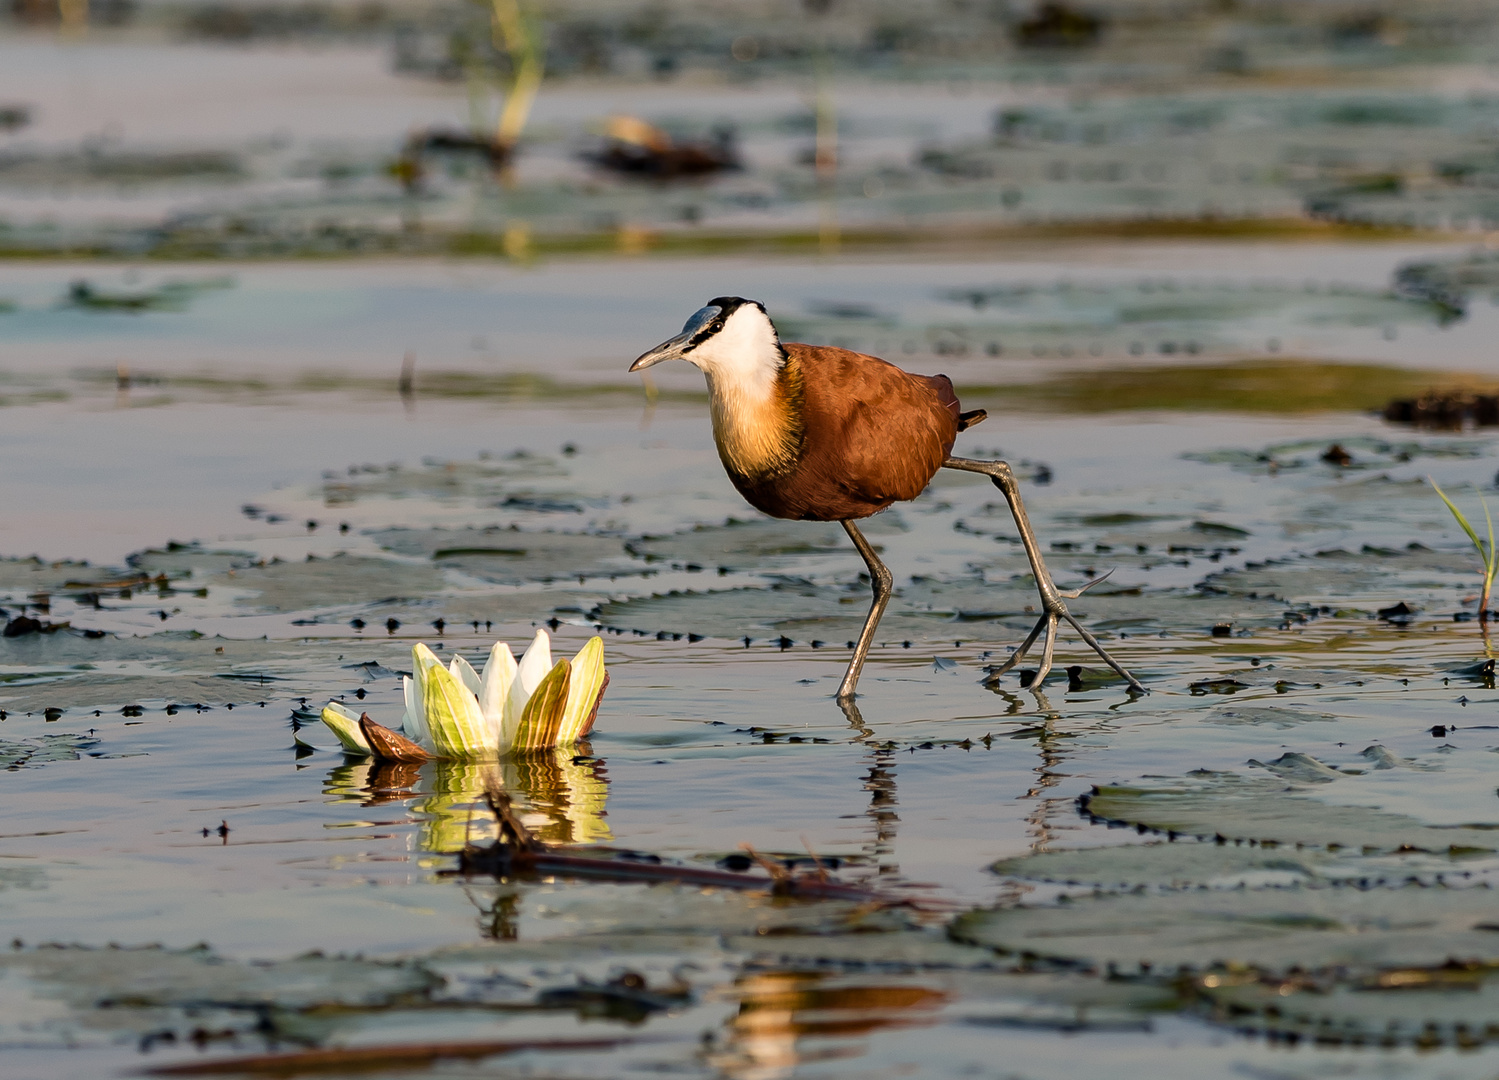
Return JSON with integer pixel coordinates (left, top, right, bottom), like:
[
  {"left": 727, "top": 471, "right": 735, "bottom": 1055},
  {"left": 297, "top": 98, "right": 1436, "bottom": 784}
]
[{"left": 688, "top": 305, "right": 783, "bottom": 404}]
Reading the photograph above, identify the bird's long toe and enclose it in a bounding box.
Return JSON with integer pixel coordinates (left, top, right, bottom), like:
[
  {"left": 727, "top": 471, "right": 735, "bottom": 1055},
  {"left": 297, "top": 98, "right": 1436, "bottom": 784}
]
[{"left": 1064, "top": 613, "right": 1147, "bottom": 694}]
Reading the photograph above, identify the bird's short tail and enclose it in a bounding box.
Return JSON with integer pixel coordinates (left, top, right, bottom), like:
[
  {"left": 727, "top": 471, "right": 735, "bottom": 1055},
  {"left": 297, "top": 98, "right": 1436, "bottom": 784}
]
[{"left": 957, "top": 408, "right": 987, "bottom": 431}]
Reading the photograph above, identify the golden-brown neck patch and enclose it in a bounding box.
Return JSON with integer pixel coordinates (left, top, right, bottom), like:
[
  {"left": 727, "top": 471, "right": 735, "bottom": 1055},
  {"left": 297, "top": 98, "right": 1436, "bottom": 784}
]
[{"left": 707, "top": 354, "right": 804, "bottom": 482}]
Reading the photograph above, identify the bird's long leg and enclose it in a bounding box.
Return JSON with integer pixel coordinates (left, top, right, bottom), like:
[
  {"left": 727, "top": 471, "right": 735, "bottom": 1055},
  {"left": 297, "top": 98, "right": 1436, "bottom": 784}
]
[
  {"left": 944, "top": 456, "right": 1146, "bottom": 693},
  {"left": 837, "top": 519, "right": 893, "bottom": 702}
]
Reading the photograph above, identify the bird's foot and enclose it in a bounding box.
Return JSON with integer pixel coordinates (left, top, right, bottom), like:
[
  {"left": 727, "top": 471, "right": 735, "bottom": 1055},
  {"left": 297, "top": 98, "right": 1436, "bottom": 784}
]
[{"left": 985, "top": 574, "right": 1146, "bottom": 694}]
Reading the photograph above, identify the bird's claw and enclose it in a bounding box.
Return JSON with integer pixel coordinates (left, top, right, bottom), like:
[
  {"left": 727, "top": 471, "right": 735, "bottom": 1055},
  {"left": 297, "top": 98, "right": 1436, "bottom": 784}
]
[{"left": 986, "top": 577, "right": 1146, "bottom": 695}]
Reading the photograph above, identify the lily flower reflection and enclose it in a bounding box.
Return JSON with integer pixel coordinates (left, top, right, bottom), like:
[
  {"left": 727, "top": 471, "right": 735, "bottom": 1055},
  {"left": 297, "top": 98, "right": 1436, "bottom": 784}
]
[
  {"left": 708, "top": 971, "right": 946, "bottom": 1080},
  {"left": 325, "top": 749, "right": 610, "bottom": 854},
  {"left": 319, "top": 630, "right": 608, "bottom": 760}
]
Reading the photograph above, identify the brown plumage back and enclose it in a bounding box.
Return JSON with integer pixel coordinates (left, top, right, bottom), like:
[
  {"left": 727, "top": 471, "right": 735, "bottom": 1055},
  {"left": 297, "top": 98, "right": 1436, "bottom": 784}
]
[{"left": 725, "top": 343, "right": 981, "bottom": 522}]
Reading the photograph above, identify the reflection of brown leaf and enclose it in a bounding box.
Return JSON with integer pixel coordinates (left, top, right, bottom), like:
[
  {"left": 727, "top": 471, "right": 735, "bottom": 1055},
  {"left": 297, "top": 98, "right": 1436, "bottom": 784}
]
[
  {"left": 359, "top": 715, "right": 430, "bottom": 762},
  {"left": 362, "top": 761, "right": 423, "bottom": 805}
]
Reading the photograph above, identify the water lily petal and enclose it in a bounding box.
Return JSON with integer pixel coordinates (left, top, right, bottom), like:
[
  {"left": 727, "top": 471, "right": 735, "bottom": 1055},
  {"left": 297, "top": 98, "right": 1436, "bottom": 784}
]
[
  {"left": 511, "top": 659, "right": 571, "bottom": 754},
  {"left": 478, "top": 641, "right": 517, "bottom": 727},
  {"left": 407, "top": 645, "right": 452, "bottom": 749},
  {"left": 517, "top": 629, "right": 553, "bottom": 695},
  {"left": 400, "top": 674, "right": 430, "bottom": 749},
  {"left": 422, "top": 658, "right": 494, "bottom": 759},
  {"left": 451, "top": 652, "right": 503, "bottom": 748},
  {"left": 320, "top": 701, "right": 372, "bottom": 755},
  {"left": 504, "top": 629, "right": 553, "bottom": 743},
  {"left": 450, "top": 654, "right": 482, "bottom": 699},
  {"left": 557, "top": 636, "right": 607, "bottom": 744}
]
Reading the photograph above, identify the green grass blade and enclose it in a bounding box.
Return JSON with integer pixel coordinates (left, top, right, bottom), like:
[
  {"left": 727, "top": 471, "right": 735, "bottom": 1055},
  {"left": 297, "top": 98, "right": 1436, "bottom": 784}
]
[
  {"left": 1483, "top": 489, "right": 1498, "bottom": 587},
  {"left": 1430, "top": 478, "right": 1486, "bottom": 554}
]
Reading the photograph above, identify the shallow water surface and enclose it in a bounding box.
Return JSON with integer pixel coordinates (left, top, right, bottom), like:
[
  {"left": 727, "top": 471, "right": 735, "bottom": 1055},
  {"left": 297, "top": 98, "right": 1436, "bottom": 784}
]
[{"left": 4, "top": 252, "right": 1499, "bottom": 1078}]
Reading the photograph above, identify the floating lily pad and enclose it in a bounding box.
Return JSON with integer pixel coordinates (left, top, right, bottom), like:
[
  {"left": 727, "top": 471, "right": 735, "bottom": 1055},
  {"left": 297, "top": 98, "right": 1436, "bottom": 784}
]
[
  {"left": 0, "top": 944, "right": 440, "bottom": 1050},
  {"left": 0, "top": 634, "right": 397, "bottom": 712},
  {"left": 590, "top": 582, "right": 1008, "bottom": 645},
  {"left": 1203, "top": 705, "right": 1336, "bottom": 728},
  {"left": 214, "top": 554, "right": 447, "bottom": 612},
  {"left": 1204, "top": 546, "right": 1479, "bottom": 607},
  {"left": 1194, "top": 963, "right": 1499, "bottom": 1048},
  {"left": 0, "top": 558, "right": 97, "bottom": 598},
  {"left": 991, "top": 842, "right": 1342, "bottom": 889},
  {"left": 323, "top": 455, "right": 569, "bottom": 507},
  {"left": 128, "top": 544, "right": 257, "bottom": 578},
  {"left": 0, "top": 733, "right": 101, "bottom": 768},
  {"left": 371, "top": 527, "right": 632, "bottom": 585},
  {"left": 1186, "top": 436, "right": 1487, "bottom": 473},
  {"left": 1081, "top": 772, "right": 1499, "bottom": 854},
  {"left": 592, "top": 574, "right": 1290, "bottom": 644},
  {"left": 626, "top": 515, "right": 906, "bottom": 572},
  {"left": 952, "top": 883, "right": 1499, "bottom": 978}
]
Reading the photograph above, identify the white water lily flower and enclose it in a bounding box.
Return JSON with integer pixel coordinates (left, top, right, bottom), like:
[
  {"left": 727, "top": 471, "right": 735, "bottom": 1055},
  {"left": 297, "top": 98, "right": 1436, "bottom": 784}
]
[{"left": 320, "top": 630, "right": 608, "bottom": 760}]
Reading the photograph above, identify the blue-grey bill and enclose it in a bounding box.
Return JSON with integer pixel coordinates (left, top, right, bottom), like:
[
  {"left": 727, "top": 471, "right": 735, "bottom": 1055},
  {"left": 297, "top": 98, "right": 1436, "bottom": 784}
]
[{"left": 629, "top": 304, "right": 721, "bottom": 370}]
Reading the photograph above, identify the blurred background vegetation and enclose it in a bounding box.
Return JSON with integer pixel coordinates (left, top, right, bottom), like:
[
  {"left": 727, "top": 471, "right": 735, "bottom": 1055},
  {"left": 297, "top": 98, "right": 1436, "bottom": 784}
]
[{"left": 7, "top": 0, "right": 1499, "bottom": 259}]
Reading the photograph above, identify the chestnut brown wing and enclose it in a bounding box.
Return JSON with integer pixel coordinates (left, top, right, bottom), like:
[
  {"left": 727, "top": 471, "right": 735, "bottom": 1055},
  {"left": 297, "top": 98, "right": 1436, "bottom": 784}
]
[{"left": 789, "top": 344, "right": 959, "bottom": 513}]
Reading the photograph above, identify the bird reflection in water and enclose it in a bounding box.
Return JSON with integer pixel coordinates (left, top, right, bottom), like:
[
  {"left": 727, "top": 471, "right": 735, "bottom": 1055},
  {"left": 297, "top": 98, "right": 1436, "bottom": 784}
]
[
  {"left": 838, "top": 699, "right": 901, "bottom": 881},
  {"left": 705, "top": 970, "right": 947, "bottom": 1079},
  {"left": 980, "top": 683, "right": 1083, "bottom": 861},
  {"left": 323, "top": 743, "right": 611, "bottom": 854}
]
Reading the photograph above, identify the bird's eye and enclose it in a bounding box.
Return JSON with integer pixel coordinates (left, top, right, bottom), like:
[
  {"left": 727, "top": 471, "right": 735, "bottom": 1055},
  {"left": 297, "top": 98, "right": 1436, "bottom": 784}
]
[{"left": 681, "top": 305, "right": 721, "bottom": 336}]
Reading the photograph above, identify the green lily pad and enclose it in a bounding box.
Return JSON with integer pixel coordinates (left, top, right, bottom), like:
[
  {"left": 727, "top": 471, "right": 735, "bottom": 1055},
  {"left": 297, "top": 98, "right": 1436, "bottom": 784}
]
[
  {"left": 1194, "top": 963, "right": 1499, "bottom": 1048},
  {"left": 991, "top": 842, "right": 1342, "bottom": 889},
  {"left": 128, "top": 544, "right": 257, "bottom": 578},
  {"left": 0, "top": 558, "right": 97, "bottom": 596},
  {"left": 590, "top": 582, "right": 1005, "bottom": 645},
  {"left": 0, "top": 944, "right": 441, "bottom": 1049},
  {"left": 1203, "top": 546, "right": 1479, "bottom": 607},
  {"left": 626, "top": 515, "right": 905, "bottom": 571},
  {"left": 0, "top": 733, "right": 101, "bottom": 768},
  {"left": 951, "top": 884, "right": 1499, "bottom": 976},
  {"left": 371, "top": 528, "right": 632, "bottom": 585},
  {"left": 1081, "top": 772, "right": 1499, "bottom": 854},
  {"left": 323, "top": 455, "right": 569, "bottom": 507},
  {"left": 213, "top": 554, "right": 447, "bottom": 613}
]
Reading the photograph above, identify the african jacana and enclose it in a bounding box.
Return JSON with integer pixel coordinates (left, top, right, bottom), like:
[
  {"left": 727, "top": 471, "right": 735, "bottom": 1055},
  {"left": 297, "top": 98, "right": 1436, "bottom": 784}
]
[{"left": 631, "top": 296, "right": 1144, "bottom": 700}]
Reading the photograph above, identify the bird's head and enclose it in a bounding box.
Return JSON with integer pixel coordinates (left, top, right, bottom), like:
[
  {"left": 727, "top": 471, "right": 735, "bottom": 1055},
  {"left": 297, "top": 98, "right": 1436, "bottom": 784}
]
[{"left": 630, "top": 297, "right": 784, "bottom": 379}]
